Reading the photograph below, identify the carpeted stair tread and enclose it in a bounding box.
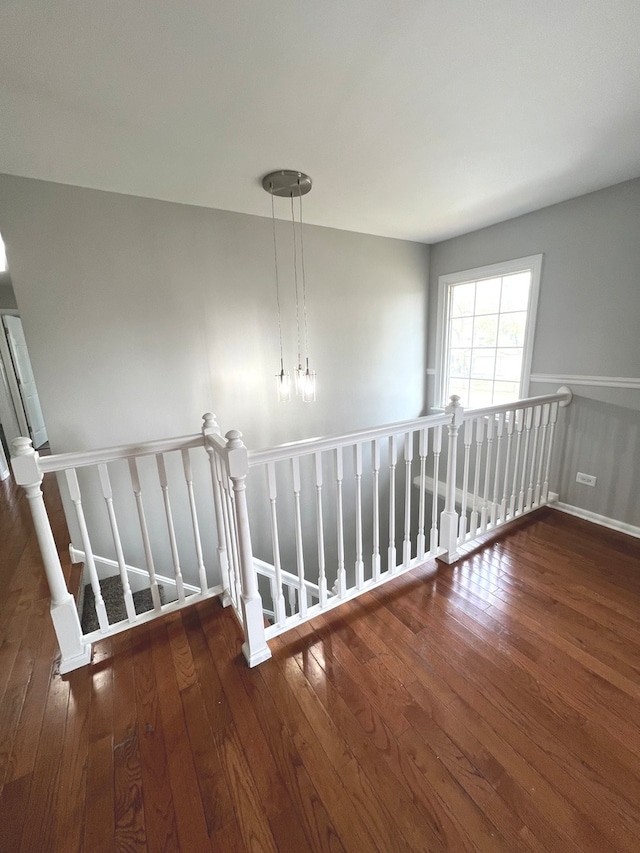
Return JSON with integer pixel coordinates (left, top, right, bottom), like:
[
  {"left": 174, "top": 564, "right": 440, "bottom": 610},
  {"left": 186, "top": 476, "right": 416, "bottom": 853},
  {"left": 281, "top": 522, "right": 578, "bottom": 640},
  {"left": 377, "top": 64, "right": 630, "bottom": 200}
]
[{"left": 81, "top": 574, "right": 165, "bottom": 634}]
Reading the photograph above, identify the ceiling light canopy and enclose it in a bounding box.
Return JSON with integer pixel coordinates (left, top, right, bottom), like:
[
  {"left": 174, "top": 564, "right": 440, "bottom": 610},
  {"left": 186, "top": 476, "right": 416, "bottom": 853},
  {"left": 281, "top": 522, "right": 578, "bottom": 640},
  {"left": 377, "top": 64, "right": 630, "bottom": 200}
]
[{"left": 262, "top": 171, "right": 312, "bottom": 198}]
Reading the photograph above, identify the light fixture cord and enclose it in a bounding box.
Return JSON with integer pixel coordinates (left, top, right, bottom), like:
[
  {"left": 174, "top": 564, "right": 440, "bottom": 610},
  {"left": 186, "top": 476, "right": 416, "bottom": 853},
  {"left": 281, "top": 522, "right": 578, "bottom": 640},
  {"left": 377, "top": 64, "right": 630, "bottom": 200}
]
[
  {"left": 299, "top": 186, "right": 310, "bottom": 368},
  {"left": 291, "top": 192, "right": 302, "bottom": 368},
  {"left": 270, "top": 189, "right": 284, "bottom": 367}
]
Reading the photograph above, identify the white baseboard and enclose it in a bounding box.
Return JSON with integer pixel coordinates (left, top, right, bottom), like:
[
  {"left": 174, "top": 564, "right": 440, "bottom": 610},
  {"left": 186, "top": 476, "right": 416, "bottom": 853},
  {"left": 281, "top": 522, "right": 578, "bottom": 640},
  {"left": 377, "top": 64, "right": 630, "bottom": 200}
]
[
  {"left": 254, "top": 556, "right": 321, "bottom": 594},
  {"left": 550, "top": 502, "right": 640, "bottom": 540},
  {"left": 69, "top": 546, "right": 203, "bottom": 594},
  {"left": 413, "top": 474, "right": 483, "bottom": 512}
]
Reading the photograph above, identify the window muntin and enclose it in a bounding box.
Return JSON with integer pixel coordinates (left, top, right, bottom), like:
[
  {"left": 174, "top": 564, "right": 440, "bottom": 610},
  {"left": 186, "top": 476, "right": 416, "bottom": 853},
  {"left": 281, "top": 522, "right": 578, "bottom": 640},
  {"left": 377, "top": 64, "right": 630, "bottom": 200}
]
[{"left": 437, "top": 256, "right": 541, "bottom": 409}]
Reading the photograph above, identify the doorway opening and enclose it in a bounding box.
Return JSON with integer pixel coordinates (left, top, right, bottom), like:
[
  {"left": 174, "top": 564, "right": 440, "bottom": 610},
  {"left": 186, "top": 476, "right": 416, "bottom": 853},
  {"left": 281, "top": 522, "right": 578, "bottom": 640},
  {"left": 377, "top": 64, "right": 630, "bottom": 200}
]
[{"left": 0, "top": 231, "right": 49, "bottom": 461}]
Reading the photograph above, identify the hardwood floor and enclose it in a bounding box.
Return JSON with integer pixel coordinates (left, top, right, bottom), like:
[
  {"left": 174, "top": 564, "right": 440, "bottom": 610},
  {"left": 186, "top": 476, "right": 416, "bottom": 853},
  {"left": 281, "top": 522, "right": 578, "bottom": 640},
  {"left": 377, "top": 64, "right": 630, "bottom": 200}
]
[{"left": 1, "top": 471, "right": 640, "bottom": 852}]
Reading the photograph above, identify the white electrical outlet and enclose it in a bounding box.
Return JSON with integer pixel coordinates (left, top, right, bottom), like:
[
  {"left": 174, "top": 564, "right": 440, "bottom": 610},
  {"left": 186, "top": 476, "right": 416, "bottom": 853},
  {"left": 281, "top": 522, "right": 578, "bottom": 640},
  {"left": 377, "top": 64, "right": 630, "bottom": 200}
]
[{"left": 576, "top": 472, "right": 597, "bottom": 487}]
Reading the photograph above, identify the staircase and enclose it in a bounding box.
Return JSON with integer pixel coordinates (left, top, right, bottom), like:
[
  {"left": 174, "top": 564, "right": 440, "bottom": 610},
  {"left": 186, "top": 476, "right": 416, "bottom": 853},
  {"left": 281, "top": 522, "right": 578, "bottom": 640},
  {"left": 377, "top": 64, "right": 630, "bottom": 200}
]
[
  {"left": 80, "top": 575, "right": 165, "bottom": 634},
  {"left": 11, "top": 388, "right": 572, "bottom": 673}
]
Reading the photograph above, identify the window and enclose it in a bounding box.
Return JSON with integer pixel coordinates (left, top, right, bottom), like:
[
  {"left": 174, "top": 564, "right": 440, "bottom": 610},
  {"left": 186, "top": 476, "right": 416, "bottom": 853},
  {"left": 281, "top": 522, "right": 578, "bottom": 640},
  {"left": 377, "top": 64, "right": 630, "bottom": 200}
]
[{"left": 436, "top": 255, "right": 542, "bottom": 409}]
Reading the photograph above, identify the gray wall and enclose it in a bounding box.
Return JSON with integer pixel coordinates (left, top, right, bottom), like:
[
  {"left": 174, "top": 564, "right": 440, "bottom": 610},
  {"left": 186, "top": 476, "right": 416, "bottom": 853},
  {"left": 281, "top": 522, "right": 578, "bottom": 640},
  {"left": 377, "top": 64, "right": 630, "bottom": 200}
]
[
  {"left": 430, "top": 178, "right": 640, "bottom": 527},
  {"left": 0, "top": 274, "right": 17, "bottom": 310},
  {"left": 3, "top": 169, "right": 637, "bottom": 562},
  {"left": 0, "top": 174, "right": 429, "bottom": 453},
  {"left": 0, "top": 174, "right": 430, "bottom": 588}
]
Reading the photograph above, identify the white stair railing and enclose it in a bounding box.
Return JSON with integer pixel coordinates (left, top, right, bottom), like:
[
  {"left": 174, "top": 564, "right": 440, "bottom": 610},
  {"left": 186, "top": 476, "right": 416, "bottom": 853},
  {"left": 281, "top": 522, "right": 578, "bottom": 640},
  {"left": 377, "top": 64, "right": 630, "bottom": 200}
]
[
  {"left": 12, "top": 389, "right": 572, "bottom": 672},
  {"left": 238, "top": 387, "right": 572, "bottom": 645},
  {"left": 11, "top": 416, "right": 255, "bottom": 673},
  {"left": 246, "top": 409, "right": 454, "bottom": 641},
  {"left": 452, "top": 389, "right": 571, "bottom": 553}
]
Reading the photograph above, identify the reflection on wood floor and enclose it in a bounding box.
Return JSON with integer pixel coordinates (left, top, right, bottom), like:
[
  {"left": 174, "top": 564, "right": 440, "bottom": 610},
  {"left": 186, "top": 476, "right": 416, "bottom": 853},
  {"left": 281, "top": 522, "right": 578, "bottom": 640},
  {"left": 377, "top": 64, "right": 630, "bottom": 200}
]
[{"left": 1, "top": 469, "right": 640, "bottom": 852}]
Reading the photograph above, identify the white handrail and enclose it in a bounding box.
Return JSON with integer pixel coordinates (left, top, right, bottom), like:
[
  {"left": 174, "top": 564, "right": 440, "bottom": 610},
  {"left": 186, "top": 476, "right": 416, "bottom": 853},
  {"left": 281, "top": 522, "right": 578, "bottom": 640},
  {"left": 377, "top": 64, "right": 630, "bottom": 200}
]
[
  {"left": 38, "top": 433, "right": 204, "bottom": 473},
  {"left": 36, "top": 391, "right": 571, "bottom": 476},
  {"left": 248, "top": 411, "right": 452, "bottom": 466},
  {"left": 461, "top": 389, "right": 572, "bottom": 421},
  {"left": 248, "top": 390, "right": 572, "bottom": 468}
]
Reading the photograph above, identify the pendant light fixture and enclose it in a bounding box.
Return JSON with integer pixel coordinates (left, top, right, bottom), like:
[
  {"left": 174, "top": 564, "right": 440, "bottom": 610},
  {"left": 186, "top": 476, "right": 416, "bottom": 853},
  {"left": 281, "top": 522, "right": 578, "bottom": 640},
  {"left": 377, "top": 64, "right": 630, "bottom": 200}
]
[
  {"left": 268, "top": 186, "right": 290, "bottom": 402},
  {"left": 263, "top": 170, "right": 316, "bottom": 403}
]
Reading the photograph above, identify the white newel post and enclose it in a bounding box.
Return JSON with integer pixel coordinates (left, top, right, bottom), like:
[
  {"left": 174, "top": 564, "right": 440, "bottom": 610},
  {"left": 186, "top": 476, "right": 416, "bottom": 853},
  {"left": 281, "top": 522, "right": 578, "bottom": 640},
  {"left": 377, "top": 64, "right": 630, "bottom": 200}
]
[
  {"left": 202, "top": 413, "right": 231, "bottom": 607},
  {"left": 224, "top": 430, "right": 271, "bottom": 667},
  {"left": 11, "top": 438, "right": 92, "bottom": 673},
  {"left": 439, "top": 396, "right": 463, "bottom": 564}
]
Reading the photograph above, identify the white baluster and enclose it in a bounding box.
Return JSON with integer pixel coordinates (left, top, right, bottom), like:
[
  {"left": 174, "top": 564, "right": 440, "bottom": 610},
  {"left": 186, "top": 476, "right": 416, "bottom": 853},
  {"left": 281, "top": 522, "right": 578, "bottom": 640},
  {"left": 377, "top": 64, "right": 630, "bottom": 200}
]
[
  {"left": 266, "top": 463, "right": 286, "bottom": 626},
  {"left": 128, "top": 457, "right": 162, "bottom": 611},
  {"left": 417, "top": 429, "right": 428, "bottom": 558},
  {"left": 335, "top": 447, "right": 346, "bottom": 597},
  {"left": 98, "top": 463, "right": 136, "bottom": 622},
  {"left": 182, "top": 448, "right": 208, "bottom": 594},
  {"left": 430, "top": 425, "right": 442, "bottom": 554},
  {"left": 491, "top": 413, "right": 505, "bottom": 526},
  {"left": 224, "top": 430, "right": 271, "bottom": 666},
  {"left": 526, "top": 406, "right": 542, "bottom": 510},
  {"left": 518, "top": 407, "right": 533, "bottom": 514},
  {"left": 227, "top": 488, "right": 243, "bottom": 608},
  {"left": 267, "top": 576, "right": 276, "bottom": 624},
  {"left": 501, "top": 410, "right": 515, "bottom": 521},
  {"left": 534, "top": 404, "right": 550, "bottom": 506},
  {"left": 372, "top": 439, "right": 381, "bottom": 580},
  {"left": 458, "top": 418, "right": 473, "bottom": 541},
  {"left": 202, "top": 414, "right": 231, "bottom": 606},
  {"left": 65, "top": 467, "right": 109, "bottom": 632},
  {"left": 439, "top": 396, "right": 463, "bottom": 563},
  {"left": 11, "top": 438, "right": 91, "bottom": 672},
  {"left": 481, "top": 415, "right": 494, "bottom": 533},
  {"left": 388, "top": 435, "right": 398, "bottom": 572},
  {"left": 542, "top": 401, "right": 559, "bottom": 503},
  {"left": 354, "top": 443, "right": 364, "bottom": 588},
  {"left": 287, "top": 583, "right": 297, "bottom": 616},
  {"left": 402, "top": 432, "right": 413, "bottom": 566},
  {"left": 291, "top": 456, "right": 307, "bottom": 617},
  {"left": 510, "top": 410, "right": 524, "bottom": 518},
  {"left": 315, "top": 452, "right": 328, "bottom": 606},
  {"left": 219, "top": 464, "right": 239, "bottom": 610},
  {"left": 470, "top": 417, "right": 484, "bottom": 536},
  {"left": 156, "top": 454, "right": 185, "bottom": 602}
]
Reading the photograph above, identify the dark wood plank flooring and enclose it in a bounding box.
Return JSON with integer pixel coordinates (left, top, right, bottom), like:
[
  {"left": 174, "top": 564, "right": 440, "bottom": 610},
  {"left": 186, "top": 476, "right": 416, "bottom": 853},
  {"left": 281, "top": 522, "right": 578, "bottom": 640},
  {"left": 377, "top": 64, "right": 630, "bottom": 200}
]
[{"left": 1, "top": 470, "right": 640, "bottom": 851}]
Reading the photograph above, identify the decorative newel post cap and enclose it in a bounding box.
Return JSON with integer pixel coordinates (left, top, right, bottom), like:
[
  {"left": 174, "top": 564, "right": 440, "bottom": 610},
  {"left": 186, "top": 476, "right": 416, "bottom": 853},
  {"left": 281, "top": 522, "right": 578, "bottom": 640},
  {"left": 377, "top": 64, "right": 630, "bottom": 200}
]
[
  {"left": 10, "top": 437, "right": 42, "bottom": 486},
  {"left": 445, "top": 394, "right": 464, "bottom": 425},
  {"left": 11, "top": 436, "right": 35, "bottom": 456},
  {"left": 202, "top": 412, "right": 221, "bottom": 436},
  {"left": 225, "top": 429, "right": 244, "bottom": 448},
  {"left": 224, "top": 430, "right": 248, "bottom": 477}
]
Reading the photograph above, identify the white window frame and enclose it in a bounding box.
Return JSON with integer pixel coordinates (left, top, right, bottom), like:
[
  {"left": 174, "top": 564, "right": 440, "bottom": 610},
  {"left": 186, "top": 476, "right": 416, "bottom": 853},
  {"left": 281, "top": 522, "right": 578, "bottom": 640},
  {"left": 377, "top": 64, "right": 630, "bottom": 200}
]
[{"left": 435, "top": 254, "right": 543, "bottom": 409}]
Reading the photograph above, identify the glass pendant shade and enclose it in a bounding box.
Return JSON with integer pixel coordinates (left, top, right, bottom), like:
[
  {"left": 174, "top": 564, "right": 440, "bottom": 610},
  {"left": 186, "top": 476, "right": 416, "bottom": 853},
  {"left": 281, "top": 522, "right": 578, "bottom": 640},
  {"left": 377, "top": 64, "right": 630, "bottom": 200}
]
[
  {"left": 276, "top": 367, "right": 291, "bottom": 402},
  {"left": 302, "top": 368, "right": 316, "bottom": 403}
]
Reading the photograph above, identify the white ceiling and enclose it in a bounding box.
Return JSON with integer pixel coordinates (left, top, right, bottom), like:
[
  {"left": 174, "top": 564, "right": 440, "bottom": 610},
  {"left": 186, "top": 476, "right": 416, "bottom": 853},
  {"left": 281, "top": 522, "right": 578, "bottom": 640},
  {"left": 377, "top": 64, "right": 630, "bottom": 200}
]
[{"left": 1, "top": 1, "right": 640, "bottom": 243}]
